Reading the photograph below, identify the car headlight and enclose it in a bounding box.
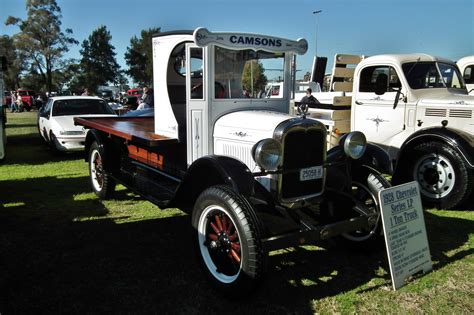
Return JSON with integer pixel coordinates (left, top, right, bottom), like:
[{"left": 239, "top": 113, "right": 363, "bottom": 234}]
[
  {"left": 342, "top": 131, "right": 367, "bottom": 159},
  {"left": 252, "top": 138, "right": 282, "bottom": 171},
  {"left": 59, "top": 130, "right": 85, "bottom": 135}
]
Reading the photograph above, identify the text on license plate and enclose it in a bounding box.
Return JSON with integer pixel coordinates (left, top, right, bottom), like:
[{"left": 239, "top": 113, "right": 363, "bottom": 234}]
[{"left": 299, "top": 166, "right": 323, "bottom": 181}]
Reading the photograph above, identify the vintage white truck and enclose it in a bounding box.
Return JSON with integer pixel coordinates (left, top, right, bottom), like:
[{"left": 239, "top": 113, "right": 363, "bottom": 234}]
[
  {"left": 457, "top": 55, "right": 474, "bottom": 95},
  {"left": 75, "top": 28, "right": 392, "bottom": 293},
  {"left": 302, "top": 53, "right": 474, "bottom": 210}
]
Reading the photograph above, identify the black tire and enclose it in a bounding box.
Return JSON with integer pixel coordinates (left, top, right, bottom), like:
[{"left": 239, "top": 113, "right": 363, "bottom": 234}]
[
  {"left": 341, "top": 166, "right": 391, "bottom": 249},
  {"left": 49, "top": 131, "right": 62, "bottom": 154},
  {"left": 88, "top": 141, "right": 116, "bottom": 199},
  {"left": 395, "top": 141, "right": 473, "bottom": 209},
  {"left": 191, "top": 185, "right": 265, "bottom": 295}
]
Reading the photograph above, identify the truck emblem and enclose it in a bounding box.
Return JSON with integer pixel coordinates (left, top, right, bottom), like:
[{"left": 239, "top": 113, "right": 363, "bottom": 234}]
[
  {"left": 232, "top": 131, "right": 248, "bottom": 138},
  {"left": 367, "top": 116, "right": 388, "bottom": 132}
]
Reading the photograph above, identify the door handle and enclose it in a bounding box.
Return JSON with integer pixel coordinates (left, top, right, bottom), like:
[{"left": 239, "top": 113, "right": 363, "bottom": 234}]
[{"left": 355, "top": 100, "right": 363, "bottom": 105}]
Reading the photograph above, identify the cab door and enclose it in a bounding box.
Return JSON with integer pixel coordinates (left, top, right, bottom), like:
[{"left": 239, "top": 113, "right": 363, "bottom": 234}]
[
  {"left": 186, "top": 44, "right": 209, "bottom": 165},
  {"left": 352, "top": 65, "right": 410, "bottom": 145}
]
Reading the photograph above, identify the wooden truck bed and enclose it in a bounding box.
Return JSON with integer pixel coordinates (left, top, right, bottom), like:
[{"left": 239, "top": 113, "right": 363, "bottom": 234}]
[{"left": 74, "top": 116, "right": 178, "bottom": 147}]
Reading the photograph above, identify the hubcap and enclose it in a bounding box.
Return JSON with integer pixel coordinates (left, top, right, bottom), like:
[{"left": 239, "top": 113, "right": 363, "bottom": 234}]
[
  {"left": 414, "top": 153, "right": 455, "bottom": 199},
  {"left": 198, "top": 205, "right": 242, "bottom": 284}
]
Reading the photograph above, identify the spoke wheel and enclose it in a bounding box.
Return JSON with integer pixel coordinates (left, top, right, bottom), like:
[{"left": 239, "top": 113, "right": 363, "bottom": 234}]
[
  {"left": 198, "top": 205, "right": 242, "bottom": 283},
  {"left": 342, "top": 166, "right": 390, "bottom": 248},
  {"left": 192, "top": 185, "right": 264, "bottom": 294},
  {"left": 88, "top": 141, "right": 115, "bottom": 199}
]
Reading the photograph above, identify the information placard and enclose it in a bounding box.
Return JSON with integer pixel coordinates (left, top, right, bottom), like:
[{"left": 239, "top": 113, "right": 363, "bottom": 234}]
[{"left": 379, "top": 181, "right": 432, "bottom": 290}]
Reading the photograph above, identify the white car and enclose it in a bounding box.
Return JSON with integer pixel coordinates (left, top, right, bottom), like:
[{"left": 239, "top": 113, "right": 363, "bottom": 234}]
[{"left": 38, "top": 96, "right": 116, "bottom": 152}]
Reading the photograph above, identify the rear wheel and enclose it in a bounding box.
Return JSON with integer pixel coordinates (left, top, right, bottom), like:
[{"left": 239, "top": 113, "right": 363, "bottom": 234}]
[
  {"left": 192, "top": 185, "right": 265, "bottom": 295},
  {"left": 89, "top": 141, "right": 115, "bottom": 199},
  {"left": 342, "top": 166, "right": 391, "bottom": 248}
]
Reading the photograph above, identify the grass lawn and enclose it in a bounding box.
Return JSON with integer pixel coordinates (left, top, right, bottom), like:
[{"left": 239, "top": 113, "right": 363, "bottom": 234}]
[{"left": 1, "top": 111, "right": 473, "bottom": 314}]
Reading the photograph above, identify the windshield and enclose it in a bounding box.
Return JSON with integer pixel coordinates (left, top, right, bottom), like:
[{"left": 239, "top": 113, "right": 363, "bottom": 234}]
[
  {"left": 52, "top": 99, "right": 115, "bottom": 116},
  {"left": 402, "top": 62, "right": 466, "bottom": 90},
  {"left": 213, "top": 47, "right": 285, "bottom": 99}
]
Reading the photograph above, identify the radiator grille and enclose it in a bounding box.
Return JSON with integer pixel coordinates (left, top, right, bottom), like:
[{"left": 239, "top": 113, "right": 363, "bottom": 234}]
[{"left": 280, "top": 128, "right": 325, "bottom": 199}]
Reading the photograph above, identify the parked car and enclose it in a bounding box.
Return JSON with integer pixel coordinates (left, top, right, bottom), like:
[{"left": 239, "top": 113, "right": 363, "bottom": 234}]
[
  {"left": 17, "top": 89, "right": 36, "bottom": 111},
  {"left": 37, "top": 96, "right": 116, "bottom": 152}
]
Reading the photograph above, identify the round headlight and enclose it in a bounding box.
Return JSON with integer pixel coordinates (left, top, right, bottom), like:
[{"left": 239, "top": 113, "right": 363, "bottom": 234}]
[
  {"left": 252, "top": 138, "right": 282, "bottom": 171},
  {"left": 343, "top": 131, "right": 367, "bottom": 159}
]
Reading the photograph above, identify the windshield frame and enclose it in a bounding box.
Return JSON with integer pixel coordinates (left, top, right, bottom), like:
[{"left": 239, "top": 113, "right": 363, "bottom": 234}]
[{"left": 402, "top": 61, "right": 466, "bottom": 90}]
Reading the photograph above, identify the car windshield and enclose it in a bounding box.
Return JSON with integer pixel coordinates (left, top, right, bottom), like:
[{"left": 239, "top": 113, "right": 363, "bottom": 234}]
[
  {"left": 213, "top": 47, "right": 285, "bottom": 99},
  {"left": 52, "top": 99, "right": 115, "bottom": 116},
  {"left": 402, "top": 61, "right": 466, "bottom": 90}
]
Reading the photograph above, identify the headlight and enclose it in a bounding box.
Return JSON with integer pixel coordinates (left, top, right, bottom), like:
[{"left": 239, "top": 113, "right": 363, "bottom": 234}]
[
  {"left": 59, "top": 130, "right": 85, "bottom": 135},
  {"left": 252, "top": 138, "right": 282, "bottom": 171},
  {"left": 342, "top": 131, "right": 366, "bottom": 159}
]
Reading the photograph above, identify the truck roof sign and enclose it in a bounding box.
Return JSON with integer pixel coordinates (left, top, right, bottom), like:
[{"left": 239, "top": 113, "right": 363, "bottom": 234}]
[{"left": 193, "top": 27, "right": 308, "bottom": 55}]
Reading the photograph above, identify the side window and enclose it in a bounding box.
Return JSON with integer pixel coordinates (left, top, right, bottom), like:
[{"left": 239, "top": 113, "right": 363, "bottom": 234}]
[
  {"left": 190, "top": 48, "right": 204, "bottom": 99},
  {"left": 463, "top": 65, "right": 474, "bottom": 84},
  {"left": 41, "top": 99, "right": 53, "bottom": 118},
  {"left": 359, "top": 66, "right": 401, "bottom": 93}
]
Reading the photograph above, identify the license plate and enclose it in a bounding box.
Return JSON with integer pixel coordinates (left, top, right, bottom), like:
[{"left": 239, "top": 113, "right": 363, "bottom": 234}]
[{"left": 299, "top": 166, "right": 323, "bottom": 181}]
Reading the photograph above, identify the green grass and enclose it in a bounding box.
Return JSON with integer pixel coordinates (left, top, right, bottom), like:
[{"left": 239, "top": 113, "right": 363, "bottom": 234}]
[{"left": 1, "top": 112, "right": 473, "bottom": 314}]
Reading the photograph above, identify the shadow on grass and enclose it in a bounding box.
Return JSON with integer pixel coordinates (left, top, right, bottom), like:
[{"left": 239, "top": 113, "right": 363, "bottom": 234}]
[
  {"left": 0, "top": 200, "right": 471, "bottom": 313},
  {"left": 3, "top": 132, "right": 84, "bottom": 165}
]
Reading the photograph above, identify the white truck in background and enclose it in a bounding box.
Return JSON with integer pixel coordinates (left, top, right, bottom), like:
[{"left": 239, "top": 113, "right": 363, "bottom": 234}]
[
  {"left": 302, "top": 53, "right": 474, "bottom": 210},
  {"left": 457, "top": 56, "right": 474, "bottom": 95}
]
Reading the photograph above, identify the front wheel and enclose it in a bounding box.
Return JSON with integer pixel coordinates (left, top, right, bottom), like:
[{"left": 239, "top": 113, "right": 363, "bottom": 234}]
[
  {"left": 342, "top": 166, "right": 391, "bottom": 248},
  {"left": 395, "top": 141, "right": 473, "bottom": 209},
  {"left": 192, "top": 185, "right": 265, "bottom": 295},
  {"left": 89, "top": 141, "right": 116, "bottom": 199}
]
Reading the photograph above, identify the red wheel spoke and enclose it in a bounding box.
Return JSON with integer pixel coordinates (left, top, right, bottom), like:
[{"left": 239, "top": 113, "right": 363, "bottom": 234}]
[
  {"left": 215, "top": 215, "right": 224, "bottom": 232},
  {"left": 230, "top": 249, "right": 241, "bottom": 264},
  {"left": 226, "top": 220, "right": 234, "bottom": 235},
  {"left": 210, "top": 222, "right": 220, "bottom": 234},
  {"left": 231, "top": 242, "right": 240, "bottom": 251},
  {"left": 228, "top": 232, "right": 238, "bottom": 241},
  {"left": 208, "top": 233, "right": 218, "bottom": 241},
  {"left": 221, "top": 216, "right": 228, "bottom": 233}
]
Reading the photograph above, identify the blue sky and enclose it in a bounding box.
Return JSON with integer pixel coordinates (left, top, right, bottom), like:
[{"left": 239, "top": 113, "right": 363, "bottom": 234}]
[{"left": 1, "top": 0, "right": 473, "bottom": 79}]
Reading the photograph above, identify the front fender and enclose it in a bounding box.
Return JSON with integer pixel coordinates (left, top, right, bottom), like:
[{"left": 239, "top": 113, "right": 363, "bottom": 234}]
[
  {"left": 396, "top": 127, "right": 474, "bottom": 170},
  {"left": 327, "top": 142, "right": 393, "bottom": 174},
  {"left": 169, "top": 155, "right": 255, "bottom": 213}
]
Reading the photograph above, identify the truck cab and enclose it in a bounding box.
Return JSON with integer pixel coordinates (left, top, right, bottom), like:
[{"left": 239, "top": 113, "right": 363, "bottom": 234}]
[
  {"left": 304, "top": 53, "right": 473, "bottom": 209},
  {"left": 457, "top": 55, "right": 474, "bottom": 95},
  {"left": 75, "top": 28, "right": 392, "bottom": 293}
]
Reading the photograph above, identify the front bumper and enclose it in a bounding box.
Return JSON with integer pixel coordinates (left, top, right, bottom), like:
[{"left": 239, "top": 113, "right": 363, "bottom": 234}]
[{"left": 54, "top": 135, "right": 86, "bottom": 152}]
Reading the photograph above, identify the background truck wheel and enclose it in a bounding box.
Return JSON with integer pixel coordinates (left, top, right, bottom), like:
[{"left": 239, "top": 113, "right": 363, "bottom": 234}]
[
  {"left": 192, "top": 185, "right": 265, "bottom": 295},
  {"left": 341, "top": 166, "right": 391, "bottom": 248},
  {"left": 397, "top": 141, "right": 473, "bottom": 209},
  {"left": 89, "top": 141, "right": 116, "bottom": 199}
]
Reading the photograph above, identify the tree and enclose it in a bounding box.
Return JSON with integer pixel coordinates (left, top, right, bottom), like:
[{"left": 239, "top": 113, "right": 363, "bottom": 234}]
[
  {"left": 0, "top": 35, "right": 25, "bottom": 90},
  {"left": 124, "top": 27, "right": 161, "bottom": 86},
  {"left": 242, "top": 60, "right": 267, "bottom": 97},
  {"left": 79, "top": 25, "right": 121, "bottom": 93},
  {"left": 5, "top": 0, "right": 78, "bottom": 93}
]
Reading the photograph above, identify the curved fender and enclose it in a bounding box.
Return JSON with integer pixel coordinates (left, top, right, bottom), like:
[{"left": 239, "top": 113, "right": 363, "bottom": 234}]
[
  {"left": 169, "top": 155, "right": 255, "bottom": 213},
  {"left": 396, "top": 127, "right": 474, "bottom": 170},
  {"left": 327, "top": 142, "right": 393, "bottom": 174}
]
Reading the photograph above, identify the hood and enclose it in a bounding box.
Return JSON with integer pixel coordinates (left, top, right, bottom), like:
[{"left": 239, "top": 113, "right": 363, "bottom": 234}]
[
  {"left": 53, "top": 114, "right": 116, "bottom": 132},
  {"left": 214, "top": 110, "right": 292, "bottom": 143},
  {"left": 419, "top": 93, "right": 474, "bottom": 106}
]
